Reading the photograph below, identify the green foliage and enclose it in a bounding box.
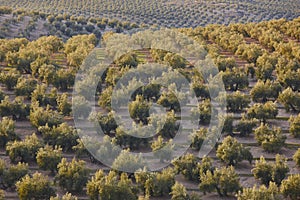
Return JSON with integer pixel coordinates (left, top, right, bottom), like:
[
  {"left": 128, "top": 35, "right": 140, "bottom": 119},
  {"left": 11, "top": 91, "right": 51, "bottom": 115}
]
[
  {"left": 237, "top": 182, "right": 280, "bottom": 200},
  {"left": 247, "top": 102, "right": 278, "bottom": 124},
  {"left": 289, "top": 113, "right": 300, "bottom": 138},
  {"left": 6, "top": 133, "right": 42, "bottom": 163},
  {"left": 252, "top": 155, "right": 289, "bottom": 186},
  {"left": 219, "top": 114, "right": 234, "bottom": 134},
  {"left": 255, "top": 53, "right": 278, "bottom": 81},
  {"left": 0, "top": 96, "right": 29, "bottom": 120},
  {"left": 293, "top": 148, "right": 300, "bottom": 167},
  {"left": 191, "top": 99, "right": 212, "bottom": 125},
  {"left": 72, "top": 96, "right": 92, "bottom": 119},
  {"left": 221, "top": 68, "right": 248, "bottom": 91},
  {"left": 98, "top": 86, "right": 113, "bottom": 110},
  {"left": 0, "top": 69, "right": 21, "bottom": 90},
  {"left": 147, "top": 167, "right": 175, "bottom": 197},
  {"left": 149, "top": 111, "right": 179, "bottom": 138},
  {"left": 15, "top": 77, "right": 37, "bottom": 99},
  {"left": 250, "top": 80, "right": 282, "bottom": 103},
  {"left": 236, "top": 43, "right": 263, "bottom": 63},
  {"left": 151, "top": 136, "right": 174, "bottom": 162},
  {"left": 16, "top": 172, "right": 55, "bottom": 200},
  {"left": 57, "top": 93, "right": 72, "bottom": 115},
  {"left": 0, "top": 6, "right": 12, "bottom": 14},
  {"left": 157, "top": 89, "right": 183, "bottom": 112},
  {"left": 31, "top": 84, "right": 58, "bottom": 107},
  {"left": 37, "top": 64, "right": 56, "bottom": 85},
  {"left": 87, "top": 170, "right": 138, "bottom": 200},
  {"left": 190, "top": 128, "right": 207, "bottom": 151},
  {"left": 191, "top": 80, "right": 209, "bottom": 99},
  {"left": 226, "top": 91, "right": 250, "bottom": 112},
  {"left": 56, "top": 158, "right": 89, "bottom": 193},
  {"left": 112, "top": 149, "right": 146, "bottom": 172},
  {"left": 115, "top": 125, "right": 151, "bottom": 150},
  {"left": 53, "top": 68, "right": 75, "bottom": 91},
  {"left": 65, "top": 34, "right": 97, "bottom": 68},
  {"left": 280, "top": 174, "right": 300, "bottom": 200},
  {"left": 235, "top": 115, "right": 258, "bottom": 137},
  {"left": 50, "top": 193, "right": 78, "bottom": 200},
  {"left": 129, "top": 95, "right": 150, "bottom": 124},
  {"left": 115, "top": 53, "right": 138, "bottom": 68},
  {"left": 2, "top": 162, "right": 28, "bottom": 189},
  {"left": 0, "top": 159, "right": 5, "bottom": 176},
  {"left": 216, "top": 136, "right": 253, "bottom": 166},
  {"left": 278, "top": 87, "right": 300, "bottom": 112},
  {"left": 163, "top": 53, "right": 187, "bottom": 69},
  {"left": 0, "top": 117, "right": 18, "bottom": 148},
  {"left": 89, "top": 111, "right": 118, "bottom": 135},
  {"left": 36, "top": 145, "right": 62, "bottom": 173},
  {"left": 215, "top": 56, "right": 237, "bottom": 71},
  {"left": 254, "top": 124, "right": 286, "bottom": 153},
  {"left": 38, "top": 123, "right": 78, "bottom": 152},
  {"left": 172, "top": 153, "right": 200, "bottom": 181},
  {"left": 29, "top": 102, "right": 63, "bottom": 128},
  {"left": 199, "top": 166, "right": 241, "bottom": 197},
  {"left": 170, "top": 182, "right": 189, "bottom": 200},
  {"left": 277, "top": 68, "right": 300, "bottom": 92}
]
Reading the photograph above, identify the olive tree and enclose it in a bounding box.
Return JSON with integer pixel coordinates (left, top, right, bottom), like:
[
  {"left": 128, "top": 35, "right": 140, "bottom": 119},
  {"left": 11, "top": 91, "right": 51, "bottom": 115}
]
[
  {"left": 235, "top": 115, "right": 258, "bottom": 137},
  {"left": 172, "top": 153, "right": 200, "bottom": 181},
  {"left": 278, "top": 88, "right": 300, "bottom": 112},
  {"left": 293, "top": 148, "right": 300, "bottom": 167},
  {"left": 0, "top": 69, "right": 21, "bottom": 90},
  {"left": 226, "top": 91, "right": 250, "bottom": 112},
  {"left": 289, "top": 114, "right": 300, "bottom": 138},
  {"left": 72, "top": 96, "right": 92, "bottom": 119},
  {"left": 16, "top": 172, "right": 55, "bottom": 200},
  {"left": 170, "top": 182, "right": 189, "bottom": 200},
  {"left": 199, "top": 166, "right": 241, "bottom": 197},
  {"left": 247, "top": 102, "right": 278, "bottom": 124},
  {"left": 216, "top": 136, "right": 253, "bottom": 166},
  {"left": 2, "top": 162, "right": 28, "bottom": 189},
  {"left": 129, "top": 95, "right": 150, "bottom": 124},
  {"left": 280, "top": 174, "right": 300, "bottom": 200},
  {"left": 112, "top": 149, "right": 146, "bottom": 172},
  {"left": 191, "top": 99, "right": 212, "bottom": 125},
  {"left": 252, "top": 155, "right": 289, "bottom": 186},
  {"left": 56, "top": 158, "right": 89, "bottom": 193},
  {"left": 15, "top": 77, "right": 37, "bottom": 99},
  {"left": 6, "top": 133, "right": 42, "bottom": 163},
  {"left": 36, "top": 145, "right": 62, "bottom": 173},
  {"left": 254, "top": 124, "right": 286, "bottom": 153},
  {"left": 38, "top": 123, "right": 78, "bottom": 152},
  {"left": 87, "top": 170, "right": 138, "bottom": 200},
  {"left": 151, "top": 136, "right": 174, "bottom": 163},
  {"left": 221, "top": 68, "right": 248, "bottom": 91},
  {"left": 237, "top": 182, "right": 280, "bottom": 200},
  {"left": 29, "top": 102, "right": 63, "bottom": 129},
  {"left": 57, "top": 93, "right": 72, "bottom": 116},
  {"left": 0, "top": 117, "right": 18, "bottom": 148},
  {"left": 250, "top": 80, "right": 282, "bottom": 103}
]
